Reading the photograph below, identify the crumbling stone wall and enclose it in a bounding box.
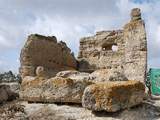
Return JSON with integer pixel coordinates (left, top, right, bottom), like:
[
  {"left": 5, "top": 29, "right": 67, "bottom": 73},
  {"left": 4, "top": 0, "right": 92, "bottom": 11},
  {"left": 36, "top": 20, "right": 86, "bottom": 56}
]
[
  {"left": 20, "top": 34, "right": 77, "bottom": 78},
  {"left": 78, "top": 30, "right": 125, "bottom": 73},
  {"left": 78, "top": 8, "right": 147, "bottom": 82}
]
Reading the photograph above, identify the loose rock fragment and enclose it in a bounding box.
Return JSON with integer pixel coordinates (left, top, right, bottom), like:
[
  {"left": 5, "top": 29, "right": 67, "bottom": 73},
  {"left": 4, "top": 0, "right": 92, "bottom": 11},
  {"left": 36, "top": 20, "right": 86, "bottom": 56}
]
[{"left": 82, "top": 80, "right": 145, "bottom": 112}]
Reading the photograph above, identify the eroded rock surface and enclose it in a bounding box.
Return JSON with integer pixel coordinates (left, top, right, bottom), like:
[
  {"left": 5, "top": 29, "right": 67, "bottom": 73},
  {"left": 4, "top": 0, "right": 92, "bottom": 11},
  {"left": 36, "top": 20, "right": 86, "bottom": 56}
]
[
  {"left": 82, "top": 80, "right": 145, "bottom": 112},
  {"left": 56, "top": 70, "right": 92, "bottom": 81},
  {"left": 90, "top": 69, "right": 128, "bottom": 82},
  {"left": 20, "top": 34, "right": 77, "bottom": 79},
  {"left": 20, "top": 76, "right": 93, "bottom": 103}
]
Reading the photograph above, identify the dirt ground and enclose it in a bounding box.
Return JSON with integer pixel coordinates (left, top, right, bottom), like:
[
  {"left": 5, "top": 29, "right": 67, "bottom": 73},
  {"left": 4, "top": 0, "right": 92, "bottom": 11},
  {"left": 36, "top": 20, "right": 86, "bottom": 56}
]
[{"left": 0, "top": 99, "right": 160, "bottom": 120}]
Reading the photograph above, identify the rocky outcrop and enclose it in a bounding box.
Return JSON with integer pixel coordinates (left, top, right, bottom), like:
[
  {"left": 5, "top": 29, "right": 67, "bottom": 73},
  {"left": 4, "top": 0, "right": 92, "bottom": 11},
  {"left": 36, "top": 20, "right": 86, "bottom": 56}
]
[
  {"left": 78, "top": 8, "right": 147, "bottom": 83},
  {"left": 82, "top": 80, "right": 145, "bottom": 112},
  {"left": 20, "top": 34, "right": 77, "bottom": 79},
  {"left": 20, "top": 76, "right": 93, "bottom": 103}
]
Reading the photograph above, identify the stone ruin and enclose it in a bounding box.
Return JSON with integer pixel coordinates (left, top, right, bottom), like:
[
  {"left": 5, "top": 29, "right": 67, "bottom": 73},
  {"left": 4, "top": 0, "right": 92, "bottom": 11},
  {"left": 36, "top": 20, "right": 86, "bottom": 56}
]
[
  {"left": 20, "top": 34, "right": 77, "bottom": 79},
  {"left": 19, "top": 8, "right": 147, "bottom": 112},
  {"left": 78, "top": 8, "right": 147, "bottom": 83}
]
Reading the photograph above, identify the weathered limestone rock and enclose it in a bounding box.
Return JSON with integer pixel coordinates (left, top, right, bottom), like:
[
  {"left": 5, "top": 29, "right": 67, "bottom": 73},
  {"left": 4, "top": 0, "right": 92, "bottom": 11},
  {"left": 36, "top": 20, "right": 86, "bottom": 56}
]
[
  {"left": 82, "top": 80, "right": 145, "bottom": 112},
  {"left": 20, "top": 34, "right": 77, "bottom": 79},
  {"left": 0, "top": 83, "right": 19, "bottom": 103},
  {"left": 2, "top": 82, "right": 20, "bottom": 95},
  {"left": 56, "top": 70, "right": 92, "bottom": 81},
  {"left": 20, "top": 76, "right": 93, "bottom": 103},
  {"left": 90, "top": 69, "right": 128, "bottom": 82},
  {"left": 89, "top": 69, "right": 111, "bottom": 82},
  {"left": 0, "top": 85, "right": 9, "bottom": 103},
  {"left": 78, "top": 8, "right": 147, "bottom": 83},
  {"left": 109, "top": 71, "right": 128, "bottom": 81},
  {"left": 78, "top": 30, "right": 124, "bottom": 73},
  {"left": 131, "top": 8, "right": 141, "bottom": 21},
  {"left": 123, "top": 10, "right": 147, "bottom": 83},
  {"left": 56, "top": 70, "right": 128, "bottom": 83}
]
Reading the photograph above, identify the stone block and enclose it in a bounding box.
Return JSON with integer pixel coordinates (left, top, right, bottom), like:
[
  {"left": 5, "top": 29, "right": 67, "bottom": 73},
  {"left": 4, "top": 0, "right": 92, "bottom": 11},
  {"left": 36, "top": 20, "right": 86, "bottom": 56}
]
[
  {"left": 20, "top": 76, "right": 93, "bottom": 103},
  {"left": 82, "top": 80, "right": 145, "bottom": 112}
]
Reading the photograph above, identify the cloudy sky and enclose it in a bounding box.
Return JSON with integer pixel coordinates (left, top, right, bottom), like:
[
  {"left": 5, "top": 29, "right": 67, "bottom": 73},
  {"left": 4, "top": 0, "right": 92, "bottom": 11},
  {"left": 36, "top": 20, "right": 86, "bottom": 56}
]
[{"left": 0, "top": 0, "right": 159, "bottom": 73}]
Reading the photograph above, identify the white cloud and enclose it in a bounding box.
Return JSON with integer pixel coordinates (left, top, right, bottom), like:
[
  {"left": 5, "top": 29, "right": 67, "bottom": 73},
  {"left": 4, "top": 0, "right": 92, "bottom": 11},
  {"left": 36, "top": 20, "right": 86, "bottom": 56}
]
[
  {"left": 0, "top": 0, "right": 160, "bottom": 72},
  {"left": 27, "top": 15, "right": 95, "bottom": 55},
  {"left": 0, "top": 35, "right": 12, "bottom": 48},
  {"left": 156, "top": 26, "right": 160, "bottom": 44},
  {"left": 0, "top": 59, "right": 9, "bottom": 72},
  {"left": 0, "top": 60, "right": 3, "bottom": 65}
]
